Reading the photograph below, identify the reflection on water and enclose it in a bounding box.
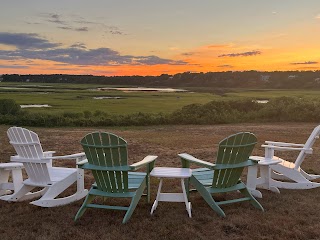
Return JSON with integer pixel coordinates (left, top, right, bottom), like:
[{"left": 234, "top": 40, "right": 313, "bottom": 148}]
[
  {"left": 253, "top": 100, "right": 269, "bottom": 104},
  {"left": 20, "top": 104, "right": 51, "bottom": 108},
  {"left": 0, "top": 87, "right": 29, "bottom": 90},
  {"left": 93, "top": 96, "right": 125, "bottom": 99},
  {"left": 93, "top": 87, "right": 187, "bottom": 92}
]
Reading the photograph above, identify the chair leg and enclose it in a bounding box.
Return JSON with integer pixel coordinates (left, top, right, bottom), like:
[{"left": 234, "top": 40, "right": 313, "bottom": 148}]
[
  {"left": 239, "top": 187, "right": 264, "bottom": 212},
  {"left": 2, "top": 185, "right": 35, "bottom": 202},
  {"left": 190, "top": 176, "right": 226, "bottom": 217},
  {"left": 122, "top": 179, "right": 146, "bottom": 224},
  {"left": 146, "top": 175, "right": 150, "bottom": 203},
  {"left": 74, "top": 191, "right": 95, "bottom": 221}
]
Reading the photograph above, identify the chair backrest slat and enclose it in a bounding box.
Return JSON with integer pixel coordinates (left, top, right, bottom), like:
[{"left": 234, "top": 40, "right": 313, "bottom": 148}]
[
  {"left": 81, "top": 132, "right": 129, "bottom": 193},
  {"left": 295, "top": 125, "right": 320, "bottom": 169},
  {"left": 213, "top": 132, "right": 257, "bottom": 189},
  {"left": 7, "top": 127, "right": 51, "bottom": 184}
]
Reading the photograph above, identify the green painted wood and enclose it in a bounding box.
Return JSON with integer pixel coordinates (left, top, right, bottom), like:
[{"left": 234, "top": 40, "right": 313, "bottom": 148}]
[
  {"left": 75, "top": 131, "right": 153, "bottom": 224},
  {"left": 86, "top": 204, "right": 129, "bottom": 211},
  {"left": 122, "top": 178, "right": 146, "bottom": 224},
  {"left": 216, "top": 197, "right": 252, "bottom": 205},
  {"left": 183, "top": 132, "right": 264, "bottom": 217},
  {"left": 80, "top": 163, "right": 131, "bottom": 171}
]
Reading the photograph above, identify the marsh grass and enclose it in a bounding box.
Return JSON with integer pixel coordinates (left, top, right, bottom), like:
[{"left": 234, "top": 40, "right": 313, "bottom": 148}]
[{"left": 1, "top": 123, "right": 320, "bottom": 239}]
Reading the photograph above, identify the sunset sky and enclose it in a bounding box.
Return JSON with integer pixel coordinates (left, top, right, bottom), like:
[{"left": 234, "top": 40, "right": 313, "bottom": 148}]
[{"left": 1, "top": 0, "right": 320, "bottom": 76}]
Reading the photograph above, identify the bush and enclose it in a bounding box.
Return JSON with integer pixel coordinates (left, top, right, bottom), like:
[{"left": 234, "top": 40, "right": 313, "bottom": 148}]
[{"left": 0, "top": 99, "right": 21, "bottom": 115}]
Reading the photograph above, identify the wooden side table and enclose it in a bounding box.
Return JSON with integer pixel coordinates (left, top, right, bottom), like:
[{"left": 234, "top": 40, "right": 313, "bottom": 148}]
[
  {"left": 0, "top": 162, "right": 24, "bottom": 196},
  {"left": 150, "top": 167, "right": 192, "bottom": 217},
  {"left": 246, "top": 156, "right": 282, "bottom": 198}
]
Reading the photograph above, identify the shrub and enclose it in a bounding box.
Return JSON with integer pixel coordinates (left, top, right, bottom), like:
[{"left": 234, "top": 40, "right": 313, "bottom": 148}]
[{"left": 0, "top": 99, "right": 21, "bottom": 115}]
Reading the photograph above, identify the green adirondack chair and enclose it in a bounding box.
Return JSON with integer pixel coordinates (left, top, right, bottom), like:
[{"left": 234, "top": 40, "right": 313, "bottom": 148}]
[
  {"left": 74, "top": 132, "right": 158, "bottom": 223},
  {"left": 179, "top": 132, "right": 264, "bottom": 217}
]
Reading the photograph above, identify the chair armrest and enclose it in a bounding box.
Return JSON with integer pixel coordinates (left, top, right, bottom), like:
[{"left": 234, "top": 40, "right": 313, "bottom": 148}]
[
  {"left": 264, "top": 141, "right": 305, "bottom": 147},
  {"left": 10, "top": 155, "right": 51, "bottom": 164},
  {"left": 178, "top": 153, "right": 215, "bottom": 169},
  {"left": 42, "top": 152, "right": 86, "bottom": 160},
  {"left": 130, "top": 155, "right": 158, "bottom": 170},
  {"left": 77, "top": 159, "right": 88, "bottom": 165},
  {"left": 43, "top": 151, "right": 56, "bottom": 157},
  {"left": 42, "top": 152, "right": 87, "bottom": 163},
  {"left": 261, "top": 145, "right": 313, "bottom": 154}
]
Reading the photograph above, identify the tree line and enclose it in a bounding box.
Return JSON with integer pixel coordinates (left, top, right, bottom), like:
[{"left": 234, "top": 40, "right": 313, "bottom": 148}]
[{"left": 2, "top": 70, "right": 320, "bottom": 89}]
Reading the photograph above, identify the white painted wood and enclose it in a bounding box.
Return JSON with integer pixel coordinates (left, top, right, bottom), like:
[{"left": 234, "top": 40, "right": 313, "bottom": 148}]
[
  {"left": 181, "top": 179, "right": 192, "bottom": 218},
  {"left": 158, "top": 193, "right": 185, "bottom": 202},
  {"left": 0, "top": 163, "right": 24, "bottom": 196},
  {"left": 150, "top": 167, "right": 192, "bottom": 217},
  {"left": 0, "top": 127, "right": 88, "bottom": 207},
  {"left": 247, "top": 157, "right": 281, "bottom": 198},
  {"left": 150, "top": 167, "right": 192, "bottom": 178},
  {"left": 246, "top": 125, "right": 320, "bottom": 196}
]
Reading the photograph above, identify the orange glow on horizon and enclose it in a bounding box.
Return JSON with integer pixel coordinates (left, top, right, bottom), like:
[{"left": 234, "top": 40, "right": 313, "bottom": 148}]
[{"left": 0, "top": 44, "right": 319, "bottom": 76}]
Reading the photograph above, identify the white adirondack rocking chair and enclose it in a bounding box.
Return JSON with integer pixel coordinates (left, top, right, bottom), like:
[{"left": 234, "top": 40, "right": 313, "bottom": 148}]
[
  {"left": 0, "top": 127, "right": 88, "bottom": 207},
  {"left": 256, "top": 125, "right": 320, "bottom": 190}
]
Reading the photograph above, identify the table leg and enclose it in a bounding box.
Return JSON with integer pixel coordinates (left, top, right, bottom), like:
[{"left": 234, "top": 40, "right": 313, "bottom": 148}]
[
  {"left": 0, "top": 169, "right": 10, "bottom": 196},
  {"left": 259, "top": 165, "right": 280, "bottom": 194},
  {"left": 11, "top": 169, "right": 23, "bottom": 192},
  {"left": 246, "top": 165, "right": 262, "bottom": 198},
  {"left": 181, "top": 179, "right": 192, "bottom": 218},
  {"left": 150, "top": 178, "right": 163, "bottom": 215}
]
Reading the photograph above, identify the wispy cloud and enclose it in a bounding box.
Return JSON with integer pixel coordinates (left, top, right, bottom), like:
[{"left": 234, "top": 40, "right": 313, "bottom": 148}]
[
  {"left": 218, "top": 64, "right": 233, "bottom": 68},
  {"left": 0, "top": 65, "right": 29, "bottom": 69},
  {"left": 0, "top": 32, "right": 187, "bottom": 66},
  {"left": 39, "top": 13, "right": 125, "bottom": 35},
  {"left": 48, "top": 13, "right": 67, "bottom": 25},
  {"left": 290, "top": 61, "right": 318, "bottom": 65},
  {"left": 181, "top": 52, "right": 195, "bottom": 56},
  {"left": 70, "top": 42, "right": 87, "bottom": 49},
  {"left": 315, "top": 14, "right": 320, "bottom": 19},
  {"left": 218, "top": 50, "right": 261, "bottom": 58},
  {"left": 207, "top": 44, "right": 232, "bottom": 49}
]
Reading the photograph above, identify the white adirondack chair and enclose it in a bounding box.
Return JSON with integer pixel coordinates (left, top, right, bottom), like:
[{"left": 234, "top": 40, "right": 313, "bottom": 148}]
[
  {"left": 0, "top": 127, "right": 88, "bottom": 207},
  {"left": 256, "top": 125, "right": 320, "bottom": 190}
]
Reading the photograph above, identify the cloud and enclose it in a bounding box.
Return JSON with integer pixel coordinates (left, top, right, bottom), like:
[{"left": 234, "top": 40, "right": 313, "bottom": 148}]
[
  {"left": 41, "top": 13, "right": 124, "bottom": 34},
  {"left": 207, "top": 44, "right": 231, "bottom": 49},
  {"left": 0, "top": 32, "right": 60, "bottom": 49},
  {"left": 75, "top": 27, "right": 89, "bottom": 32},
  {"left": 181, "top": 52, "right": 195, "bottom": 56},
  {"left": 0, "top": 65, "right": 29, "bottom": 69},
  {"left": 290, "top": 61, "right": 318, "bottom": 65},
  {"left": 109, "top": 30, "right": 123, "bottom": 35},
  {"left": 41, "top": 13, "right": 90, "bottom": 32},
  {"left": 218, "top": 50, "right": 261, "bottom": 58},
  {"left": 70, "top": 42, "right": 87, "bottom": 49},
  {"left": 218, "top": 64, "right": 233, "bottom": 68},
  {"left": 0, "top": 32, "right": 187, "bottom": 66},
  {"left": 315, "top": 14, "right": 320, "bottom": 19},
  {"left": 48, "top": 13, "right": 67, "bottom": 25}
]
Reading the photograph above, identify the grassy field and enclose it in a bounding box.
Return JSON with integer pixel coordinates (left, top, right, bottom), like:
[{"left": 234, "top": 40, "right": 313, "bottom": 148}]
[
  {"left": 0, "top": 123, "right": 320, "bottom": 240},
  {"left": 0, "top": 82, "right": 220, "bottom": 114},
  {"left": 2, "top": 82, "right": 320, "bottom": 115}
]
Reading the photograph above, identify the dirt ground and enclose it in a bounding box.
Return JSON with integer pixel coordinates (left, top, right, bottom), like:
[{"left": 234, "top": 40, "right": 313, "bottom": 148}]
[{"left": 1, "top": 123, "right": 320, "bottom": 240}]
